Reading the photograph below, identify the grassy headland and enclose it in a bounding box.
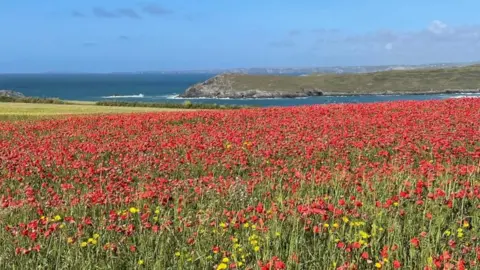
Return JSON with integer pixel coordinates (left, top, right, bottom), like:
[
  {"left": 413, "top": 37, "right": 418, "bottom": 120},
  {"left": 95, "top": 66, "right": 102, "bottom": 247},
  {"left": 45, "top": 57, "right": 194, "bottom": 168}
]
[{"left": 180, "top": 65, "right": 480, "bottom": 98}]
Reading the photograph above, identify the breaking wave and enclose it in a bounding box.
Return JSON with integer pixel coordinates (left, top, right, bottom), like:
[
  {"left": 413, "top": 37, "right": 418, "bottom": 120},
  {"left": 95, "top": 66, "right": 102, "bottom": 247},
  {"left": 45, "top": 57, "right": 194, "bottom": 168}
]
[
  {"left": 162, "top": 94, "right": 309, "bottom": 100},
  {"left": 449, "top": 95, "right": 480, "bottom": 99},
  {"left": 102, "top": 94, "right": 144, "bottom": 98}
]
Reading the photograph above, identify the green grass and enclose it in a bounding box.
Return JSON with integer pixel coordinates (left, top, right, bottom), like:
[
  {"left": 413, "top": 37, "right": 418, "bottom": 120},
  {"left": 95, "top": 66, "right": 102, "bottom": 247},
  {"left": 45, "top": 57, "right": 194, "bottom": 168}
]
[
  {"left": 221, "top": 65, "right": 480, "bottom": 94},
  {"left": 1, "top": 95, "right": 249, "bottom": 114},
  {"left": 0, "top": 102, "right": 185, "bottom": 121}
]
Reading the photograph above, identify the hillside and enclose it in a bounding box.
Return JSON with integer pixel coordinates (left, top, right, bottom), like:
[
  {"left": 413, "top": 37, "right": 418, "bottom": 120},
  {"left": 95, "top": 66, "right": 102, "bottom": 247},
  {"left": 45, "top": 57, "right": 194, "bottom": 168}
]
[{"left": 180, "top": 65, "right": 480, "bottom": 98}]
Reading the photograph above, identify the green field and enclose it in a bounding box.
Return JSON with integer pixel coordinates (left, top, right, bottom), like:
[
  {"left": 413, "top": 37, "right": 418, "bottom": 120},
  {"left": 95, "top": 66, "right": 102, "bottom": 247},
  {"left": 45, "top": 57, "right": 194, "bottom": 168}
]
[
  {"left": 221, "top": 65, "right": 480, "bottom": 94},
  {"left": 0, "top": 102, "right": 184, "bottom": 121}
]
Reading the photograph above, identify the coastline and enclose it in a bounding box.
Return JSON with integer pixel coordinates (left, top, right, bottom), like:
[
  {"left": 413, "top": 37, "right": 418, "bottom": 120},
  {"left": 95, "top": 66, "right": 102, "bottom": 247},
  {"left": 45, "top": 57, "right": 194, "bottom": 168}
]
[
  {"left": 179, "top": 66, "right": 480, "bottom": 99},
  {"left": 320, "top": 89, "right": 480, "bottom": 97},
  {"left": 179, "top": 89, "right": 480, "bottom": 99}
]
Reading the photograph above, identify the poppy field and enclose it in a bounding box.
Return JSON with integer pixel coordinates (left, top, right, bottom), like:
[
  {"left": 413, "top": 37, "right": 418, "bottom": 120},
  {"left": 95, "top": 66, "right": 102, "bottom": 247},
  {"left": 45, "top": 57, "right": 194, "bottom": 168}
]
[{"left": 0, "top": 99, "right": 479, "bottom": 269}]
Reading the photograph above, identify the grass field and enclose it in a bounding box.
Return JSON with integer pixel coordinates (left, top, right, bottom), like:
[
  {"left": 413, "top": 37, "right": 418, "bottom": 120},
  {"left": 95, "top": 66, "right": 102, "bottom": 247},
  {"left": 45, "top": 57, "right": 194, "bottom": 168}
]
[{"left": 0, "top": 102, "right": 185, "bottom": 121}]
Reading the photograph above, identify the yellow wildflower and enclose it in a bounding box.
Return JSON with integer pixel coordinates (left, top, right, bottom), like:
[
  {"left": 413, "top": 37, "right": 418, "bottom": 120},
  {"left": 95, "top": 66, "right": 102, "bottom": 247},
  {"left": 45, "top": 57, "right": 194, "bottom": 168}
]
[
  {"left": 254, "top": 246, "right": 260, "bottom": 252},
  {"left": 67, "top": 237, "right": 74, "bottom": 244},
  {"left": 54, "top": 215, "right": 62, "bottom": 222},
  {"left": 217, "top": 263, "right": 228, "bottom": 270},
  {"left": 275, "top": 232, "right": 281, "bottom": 237},
  {"left": 80, "top": 242, "right": 88, "bottom": 247},
  {"left": 359, "top": 231, "right": 371, "bottom": 239},
  {"left": 243, "top": 223, "right": 249, "bottom": 228},
  {"left": 463, "top": 221, "right": 470, "bottom": 228},
  {"left": 220, "top": 222, "right": 227, "bottom": 228},
  {"left": 222, "top": 257, "right": 230, "bottom": 263},
  {"left": 154, "top": 209, "right": 160, "bottom": 214},
  {"left": 93, "top": 233, "right": 100, "bottom": 239},
  {"left": 175, "top": 252, "right": 181, "bottom": 257},
  {"left": 375, "top": 262, "right": 382, "bottom": 268},
  {"left": 129, "top": 207, "right": 139, "bottom": 214},
  {"left": 342, "top": 216, "right": 349, "bottom": 223},
  {"left": 138, "top": 260, "right": 144, "bottom": 265},
  {"left": 333, "top": 223, "right": 339, "bottom": 228}
]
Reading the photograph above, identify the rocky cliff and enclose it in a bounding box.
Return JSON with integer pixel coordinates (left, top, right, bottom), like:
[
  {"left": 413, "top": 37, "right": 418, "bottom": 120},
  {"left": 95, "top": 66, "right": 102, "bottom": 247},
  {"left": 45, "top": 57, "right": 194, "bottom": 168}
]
[
  {"left": 0, "top": 90, "right": 25, "bottom": 98},
  {"left": 179, "top": 74, "right": 323, "bottom": 98}
]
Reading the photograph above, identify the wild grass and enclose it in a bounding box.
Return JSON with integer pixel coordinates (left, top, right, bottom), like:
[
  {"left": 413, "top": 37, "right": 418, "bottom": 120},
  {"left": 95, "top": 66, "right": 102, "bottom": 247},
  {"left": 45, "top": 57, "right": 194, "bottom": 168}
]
[
  {"left": 0, "top": 102, "right": 184, "bottom": 121},
  {"left": 225, "top": 65, "right": 480, "bottom": 94}
]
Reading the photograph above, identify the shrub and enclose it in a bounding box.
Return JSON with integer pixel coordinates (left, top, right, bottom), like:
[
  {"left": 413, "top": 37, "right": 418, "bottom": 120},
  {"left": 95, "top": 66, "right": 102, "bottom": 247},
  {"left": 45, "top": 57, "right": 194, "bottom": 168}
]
[{"left": 95, "top": 100, "right": 252, "bottom": 109}]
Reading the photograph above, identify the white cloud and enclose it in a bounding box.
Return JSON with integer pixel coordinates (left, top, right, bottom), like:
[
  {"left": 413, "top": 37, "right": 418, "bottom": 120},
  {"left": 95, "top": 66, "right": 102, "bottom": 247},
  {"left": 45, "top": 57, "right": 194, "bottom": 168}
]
[
  {"left": 428, "top": 20, "right": 448, "bottom": 34},
  {"left": 308, "top": 20, "right": 480, "bottom": 64}
]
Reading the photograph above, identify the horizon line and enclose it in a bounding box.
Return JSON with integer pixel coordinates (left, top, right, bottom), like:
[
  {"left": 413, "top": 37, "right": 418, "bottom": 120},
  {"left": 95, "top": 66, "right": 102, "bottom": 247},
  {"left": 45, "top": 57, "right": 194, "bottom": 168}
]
[{"left": 0, "top": 61, "right": 478, "bottom": 75}]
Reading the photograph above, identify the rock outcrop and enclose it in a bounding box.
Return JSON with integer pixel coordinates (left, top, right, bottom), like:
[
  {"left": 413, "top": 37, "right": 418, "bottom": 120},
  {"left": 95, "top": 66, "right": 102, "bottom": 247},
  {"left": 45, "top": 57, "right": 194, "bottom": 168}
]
[
  {"left": 179, "top": 74, "right": 323, "bottom": 98},
  {"left": 0, "top": 90, "right": 25, "bottom": 98}
]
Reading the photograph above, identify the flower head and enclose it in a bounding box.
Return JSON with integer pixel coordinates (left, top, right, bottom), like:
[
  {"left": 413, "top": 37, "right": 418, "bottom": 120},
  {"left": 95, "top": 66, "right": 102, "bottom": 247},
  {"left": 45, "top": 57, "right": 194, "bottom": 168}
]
[{"left": 217, "top": 263, "right": 228, "bottom": 270}]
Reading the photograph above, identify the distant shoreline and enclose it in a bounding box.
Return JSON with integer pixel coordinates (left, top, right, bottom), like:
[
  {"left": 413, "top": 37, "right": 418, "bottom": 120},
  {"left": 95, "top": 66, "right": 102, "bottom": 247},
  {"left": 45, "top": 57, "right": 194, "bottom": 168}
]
[
  {"left": 314, "top": 89, "right": 480, "bottom": 97},
  {"left": 177, "top": 90, "right": 480, "bottom": 99}
]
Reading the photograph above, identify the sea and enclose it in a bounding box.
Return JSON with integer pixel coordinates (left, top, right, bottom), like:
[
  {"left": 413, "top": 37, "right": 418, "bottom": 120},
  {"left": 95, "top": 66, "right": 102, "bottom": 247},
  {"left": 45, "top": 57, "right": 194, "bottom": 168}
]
[{"left": 1, "top": 73, "right": 479, "bottom": 107}]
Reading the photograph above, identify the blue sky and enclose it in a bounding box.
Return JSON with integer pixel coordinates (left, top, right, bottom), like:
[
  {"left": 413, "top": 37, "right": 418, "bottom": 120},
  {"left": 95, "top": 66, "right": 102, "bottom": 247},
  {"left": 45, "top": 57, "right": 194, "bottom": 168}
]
[{"left": 1, "top": 0, "right": 480, "bottom": 72}]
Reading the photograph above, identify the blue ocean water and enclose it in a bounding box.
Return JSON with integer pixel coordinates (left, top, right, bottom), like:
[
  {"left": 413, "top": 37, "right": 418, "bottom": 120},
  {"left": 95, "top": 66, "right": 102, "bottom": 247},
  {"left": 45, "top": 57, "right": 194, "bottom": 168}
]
[{"left": 0, "top": 73, "right": 479, "bottom": 107}]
